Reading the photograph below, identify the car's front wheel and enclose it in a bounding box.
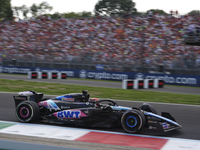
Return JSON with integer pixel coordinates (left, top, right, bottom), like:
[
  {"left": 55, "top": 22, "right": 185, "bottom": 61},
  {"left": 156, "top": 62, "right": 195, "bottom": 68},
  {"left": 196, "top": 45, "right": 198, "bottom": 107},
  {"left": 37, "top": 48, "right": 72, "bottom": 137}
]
[
  {"left": 121, "top": 110, "right": 146, "bottom": 133},
  {"left": 16, "top": 101, "right": 40, "bottom": 123}
]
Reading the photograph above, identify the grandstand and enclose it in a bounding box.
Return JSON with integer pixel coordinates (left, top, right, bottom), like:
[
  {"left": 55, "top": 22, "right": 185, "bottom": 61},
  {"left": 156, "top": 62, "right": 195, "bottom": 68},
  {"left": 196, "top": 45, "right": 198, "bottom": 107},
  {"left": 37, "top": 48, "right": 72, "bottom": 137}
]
[{"left": 1, "top": 14, "right": 200, "bottom": 75}]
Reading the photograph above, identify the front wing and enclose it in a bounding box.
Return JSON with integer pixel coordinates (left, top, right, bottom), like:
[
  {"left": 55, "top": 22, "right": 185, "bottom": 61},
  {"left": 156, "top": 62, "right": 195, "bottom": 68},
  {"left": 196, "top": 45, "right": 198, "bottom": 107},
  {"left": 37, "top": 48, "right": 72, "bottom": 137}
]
[{"left": 145, "top": 112, "right": 182, "bottom": 132}]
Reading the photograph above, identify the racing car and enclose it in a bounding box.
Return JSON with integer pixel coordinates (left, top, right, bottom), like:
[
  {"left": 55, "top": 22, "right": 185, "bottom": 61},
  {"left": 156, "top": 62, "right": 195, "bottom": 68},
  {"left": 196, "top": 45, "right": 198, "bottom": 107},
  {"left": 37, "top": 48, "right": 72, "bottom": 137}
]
[{"left": 13, "top": 90, "right": 182, "bottom": 133}]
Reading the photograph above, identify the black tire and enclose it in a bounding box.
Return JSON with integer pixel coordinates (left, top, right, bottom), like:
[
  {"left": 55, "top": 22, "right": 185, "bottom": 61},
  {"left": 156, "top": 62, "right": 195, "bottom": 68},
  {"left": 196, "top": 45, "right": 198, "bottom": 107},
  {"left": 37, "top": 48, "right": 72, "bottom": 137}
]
[
  {"left": 15, "top": 101, "right": 40, "bottom": 123},
  {"left": 121, "top": 110, "right": 146, "bottom": 133}
]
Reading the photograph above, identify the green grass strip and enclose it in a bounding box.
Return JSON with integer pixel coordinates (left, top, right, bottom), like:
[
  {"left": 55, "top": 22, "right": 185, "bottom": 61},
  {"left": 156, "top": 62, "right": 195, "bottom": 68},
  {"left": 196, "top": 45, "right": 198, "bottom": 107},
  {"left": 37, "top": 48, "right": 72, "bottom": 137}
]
[
  {"left": 0, "top": 122, "right": 15, "bottom": 130},
  {"left": 0, "top": 79, "right": 200, "bottom": 105}
]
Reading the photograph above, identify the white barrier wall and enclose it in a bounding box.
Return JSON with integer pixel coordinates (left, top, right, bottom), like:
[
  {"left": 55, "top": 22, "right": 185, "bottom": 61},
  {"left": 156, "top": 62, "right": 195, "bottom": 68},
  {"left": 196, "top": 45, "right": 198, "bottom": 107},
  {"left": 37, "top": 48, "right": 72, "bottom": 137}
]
[
  {"left": 28, "top": 71, "right": 67, "bottom": 79},
  {"left": 122, "top": 79, "right": 164, "bottom": 89}
]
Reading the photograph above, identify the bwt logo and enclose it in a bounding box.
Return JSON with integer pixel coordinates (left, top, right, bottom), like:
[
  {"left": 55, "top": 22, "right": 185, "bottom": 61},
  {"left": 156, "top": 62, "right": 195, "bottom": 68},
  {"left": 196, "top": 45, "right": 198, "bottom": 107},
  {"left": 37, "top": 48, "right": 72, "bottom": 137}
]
[
  {"left": 79, "top": 70, "right": 87, "bottom": 79},
  {"left": 135, "top": 73, "right": 145, "bottom": 79},
  {"left": 57, "top": 110, "right": 81, "bottom": 119}
]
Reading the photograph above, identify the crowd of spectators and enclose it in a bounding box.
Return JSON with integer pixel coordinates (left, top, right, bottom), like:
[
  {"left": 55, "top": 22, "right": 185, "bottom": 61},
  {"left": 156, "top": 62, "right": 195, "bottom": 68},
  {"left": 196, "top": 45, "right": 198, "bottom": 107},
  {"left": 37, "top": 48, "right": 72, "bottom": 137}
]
[{"left": 1, "top": 13, "right": 200, "bottom": 71}]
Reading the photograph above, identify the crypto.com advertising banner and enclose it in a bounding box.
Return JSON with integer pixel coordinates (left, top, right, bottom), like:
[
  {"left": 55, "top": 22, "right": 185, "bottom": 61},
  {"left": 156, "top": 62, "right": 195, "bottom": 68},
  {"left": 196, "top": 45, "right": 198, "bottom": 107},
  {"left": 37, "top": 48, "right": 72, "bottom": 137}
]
[
  {"left": 0, "top": 66, "right": 200, "bottom": 87},
  {"left": 133, "top": 73, "right": 199, "bottom": 87}
]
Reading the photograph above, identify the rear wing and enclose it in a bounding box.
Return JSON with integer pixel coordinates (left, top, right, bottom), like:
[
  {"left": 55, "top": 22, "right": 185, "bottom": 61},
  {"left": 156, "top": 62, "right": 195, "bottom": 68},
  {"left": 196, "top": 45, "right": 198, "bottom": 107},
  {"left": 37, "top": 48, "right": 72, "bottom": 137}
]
[{"left": 13, "top": 91, "right": 43, "bottom": 107}]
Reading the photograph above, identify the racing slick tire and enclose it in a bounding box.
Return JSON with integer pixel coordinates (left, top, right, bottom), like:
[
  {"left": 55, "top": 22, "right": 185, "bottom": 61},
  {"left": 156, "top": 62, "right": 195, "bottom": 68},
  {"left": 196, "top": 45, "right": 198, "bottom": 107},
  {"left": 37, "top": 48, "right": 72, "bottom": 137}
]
[
  {"left": 121, "top": 109, "right": 146, "bottom": 133},
  {"left": 15, "top": 101, "right": 40, "bottom": 123}
]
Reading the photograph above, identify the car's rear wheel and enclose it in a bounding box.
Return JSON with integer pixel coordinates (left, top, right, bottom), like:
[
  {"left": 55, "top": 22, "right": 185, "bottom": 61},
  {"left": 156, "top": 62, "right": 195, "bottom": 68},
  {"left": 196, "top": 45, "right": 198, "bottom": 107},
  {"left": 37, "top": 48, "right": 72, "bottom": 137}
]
[
  {"left": 121, "top": 110, "right": 146, "bottom": 133},
  {"left": 16, "top": 101, "right": 40, "bottom": 123}
]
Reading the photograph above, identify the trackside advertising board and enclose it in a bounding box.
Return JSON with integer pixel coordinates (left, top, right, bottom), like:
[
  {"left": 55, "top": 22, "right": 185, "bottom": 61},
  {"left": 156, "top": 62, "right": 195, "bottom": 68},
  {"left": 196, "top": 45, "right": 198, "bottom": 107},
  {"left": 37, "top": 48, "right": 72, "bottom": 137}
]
[{"left": 0, "top": 66, "right": 200, "bottom": 87}]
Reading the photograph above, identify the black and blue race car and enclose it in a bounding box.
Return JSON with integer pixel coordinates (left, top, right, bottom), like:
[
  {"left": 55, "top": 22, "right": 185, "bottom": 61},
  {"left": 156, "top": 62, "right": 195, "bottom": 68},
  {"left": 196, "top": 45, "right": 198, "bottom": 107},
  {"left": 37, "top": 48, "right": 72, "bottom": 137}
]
[{"left": 13, "top": 90, "right": 182, "bottom": 134}]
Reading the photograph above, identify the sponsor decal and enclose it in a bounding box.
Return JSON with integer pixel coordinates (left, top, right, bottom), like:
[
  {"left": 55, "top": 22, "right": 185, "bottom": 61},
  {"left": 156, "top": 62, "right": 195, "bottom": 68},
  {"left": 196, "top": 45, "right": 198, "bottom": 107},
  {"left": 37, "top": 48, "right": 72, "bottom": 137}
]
[
  {"left": 38, "top": 100, "right": 60, "bottom": 111},
  {"left": 162, "top": 122, "right": 170, "bottom": 129},
  {"left": 2, "top": 65, "right": 199, "bottom": 86},
  {"left": 86, "top": 102, "right": 93, "bottom": 105},
  {"left": 113, "top": 110, "right": 121, "bottom": 114},
  {"left": 135, "top": 73, "right": 145, "bottom": 80},
  {"left": 14, "top": 96, "right": 27, "bottom": 100},
  {"left": 58, "top": 111, "right": 80, "bottom": 118},
  {"left": 79, "top": 70, "right": 87, "bottom": 79},
  {"left": 149, "top": 126, "right": 157, "bottom": 129},
  {"left": 79, "top": 70, "right": 128, "bottom": 80},
  {"left": 135, "top": 73, "right": 197, "bottom": 85},
  {"left": 146, "top": 112, "right": 179, "bottom": 125},
  {"left": 54, "top": 110, "right": 87, "bottom": 119},
  {"left": 61, "top": 106, "right": 70, "bottom": 109},
  {"left": 35, "top": 67, "right": 41, "bottom": 72},
  {"left": 145, "top": 114, "right": 161, "bottom": 121},
  {"left": 61, "top": 97, "right": 74, "bottom": 101},
  {"left": 148, "top": 120, "right": 158, "bottom": 124},
  {"left": 2, "top": 67, "right": 31, "bottom": 74}
]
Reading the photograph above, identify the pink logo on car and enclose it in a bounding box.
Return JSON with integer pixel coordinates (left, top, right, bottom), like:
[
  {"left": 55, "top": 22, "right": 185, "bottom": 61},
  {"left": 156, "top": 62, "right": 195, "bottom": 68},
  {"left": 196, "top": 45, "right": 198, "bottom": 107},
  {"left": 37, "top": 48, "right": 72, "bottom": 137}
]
[{"left": 53, "top": 109, "right": 87, "bottom": 119}]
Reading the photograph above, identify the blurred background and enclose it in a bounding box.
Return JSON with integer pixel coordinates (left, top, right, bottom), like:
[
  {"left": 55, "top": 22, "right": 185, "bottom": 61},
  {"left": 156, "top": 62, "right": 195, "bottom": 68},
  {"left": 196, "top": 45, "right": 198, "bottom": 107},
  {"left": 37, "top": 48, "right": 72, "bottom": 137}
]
[{"left": 1, "top": 0, "right": 200, "bottom": 75}]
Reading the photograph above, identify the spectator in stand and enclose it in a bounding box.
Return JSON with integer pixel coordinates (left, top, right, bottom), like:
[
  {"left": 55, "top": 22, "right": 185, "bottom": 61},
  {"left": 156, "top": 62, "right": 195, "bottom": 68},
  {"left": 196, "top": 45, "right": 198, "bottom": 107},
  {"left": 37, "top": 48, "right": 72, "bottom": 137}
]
[
  {"left": 196, "top": 24, "right": 200, "bottom": 36},
  {"left": 187, "top": 21, "right": 196, "bottom": 35},
  {"left": 0, "top": 13, "right": 200, "bottom": 71}
]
